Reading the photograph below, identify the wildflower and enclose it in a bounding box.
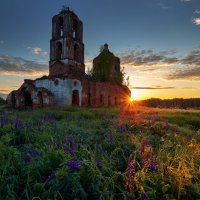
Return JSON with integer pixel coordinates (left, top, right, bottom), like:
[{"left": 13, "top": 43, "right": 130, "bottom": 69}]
[
  {"left": 31, "top": 147, "right": 38, "bottom": 158},
  {"left": 142, "top": 192, "right": 150, "bottom": 200},
  {"left": 150, "top": 154, "right": 159, "bottom": 172},
  {"left": 14, "top": 119, "right": 23, "bottom": 129},
  {"left": 126, "top": 159, "right": 137, "bottom": 190},
  {"left": 23, "top": 148, "right": 31, "bottom": 163},
  {"left": 95, "top": 161, "right": 103, "bottom": 168},
  {"left": 44, "top": 172, "right": 56, "bottom": 185},
  {"left": 64, "top": 160, "right": 81, "bottom": 170},
  {"left": 140, "top": 138, "right": 151, "bottom": 155},
  {"left": 141, "top": 155, "right": 149, "bottom": 170},
  {"left": 63, "top": 137, "right": 77, "bottom": 155},
  {"left": 163, "top": 165, "right": 169, "bottom": 175},
  {"left": 163, "top": 120, "right": 169, "bottom": 131}
]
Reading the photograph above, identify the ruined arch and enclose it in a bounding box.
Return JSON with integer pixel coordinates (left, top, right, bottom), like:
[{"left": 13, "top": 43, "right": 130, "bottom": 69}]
[
  {"left": 72, "top": 90, "right": 79, "bottom": 106},
  {"left": 56, "top": 42, "right": 62, "bottom": 60},
  {"left": 22, "top": 88, "right": 32, "bottom": 107}
]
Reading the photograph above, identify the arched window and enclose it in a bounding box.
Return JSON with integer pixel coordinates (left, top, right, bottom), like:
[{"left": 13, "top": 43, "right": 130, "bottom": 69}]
[
  {"left": 72, "top": 90, "right": 79, "bottom": 106},
  {"left": 88, "top": 93, "right": 91, "bottom": 105},
  {"left": 115, "top": 97, "right": 118, "bottom": 105},
  {"left": 108, "top": 96, "right": 111, "bottom": 106},
  {"left": 58, "top": 17, "right": 64, "bottom": 37},
  {"left": 56, "top": 42, "right": 62, "bottom": 60},
  {"left": 73, "top": 19, "right": 78, "bottom": 39},
  {"left": 100, "top": 94, "right": 104, "bottom": 105}
]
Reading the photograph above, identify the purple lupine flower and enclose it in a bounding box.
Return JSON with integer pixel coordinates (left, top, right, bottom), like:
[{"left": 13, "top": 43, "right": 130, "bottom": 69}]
[
  {"left": 31, "top": 147, "right": 38, "bottom": 158},
  {"left": 142, "top": 192, "right": 150, "bottom": 200},
  {"left": 163, "top": 120, "right": 169, "bottom": 131},
  {"left": 63, "top": 137, "right": 77, "bottom": 155},
  {"left": 64, "top": 160, "right": 81, "bottom": 170},
  {"left": 150, "top": 154, "right": 159, "bottom": 172},
  {"left": 141, "top": 155, "right": 149, "bottom": 170},
  {"left": 44, "top": 172, "right": 56, "bottom": 185},
  {"left": 163, "top": 165, "right": 169, "bottom": 175},
  {"left": 14, "top": 119, "right": 23, "bottom": 129},
  {"left": 126, "top": 159, "right": 137, "bottom": 190},
  {"left": 0, "top": 115, "right": 9, "bottom": 128},
  {"left": 23, "top": 148, "right": 31, "bottom": 163},
  {"left": 140, "top": 138, "right": 151, "bottom": 155},
  {"left": 95, "top": 161, "right": 103, "bottom": 168}
]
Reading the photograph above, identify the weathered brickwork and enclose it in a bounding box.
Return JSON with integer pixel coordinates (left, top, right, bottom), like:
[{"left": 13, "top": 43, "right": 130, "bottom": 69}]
[{"left": 7, "top": 6, "right": 130, "bottom": 108}]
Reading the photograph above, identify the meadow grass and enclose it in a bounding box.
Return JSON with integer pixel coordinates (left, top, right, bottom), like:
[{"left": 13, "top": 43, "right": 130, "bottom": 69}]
[{"left": 0, "top": 105, "right": 199, "bottom": 199}]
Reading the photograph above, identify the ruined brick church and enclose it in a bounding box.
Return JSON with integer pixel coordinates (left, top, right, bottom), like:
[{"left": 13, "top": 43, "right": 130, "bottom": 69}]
[{"left": 7, "top": 7, "right": 130, "bottom": 107}]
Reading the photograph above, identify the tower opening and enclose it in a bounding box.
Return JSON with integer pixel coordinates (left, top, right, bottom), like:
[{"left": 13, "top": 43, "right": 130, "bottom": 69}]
[
  {"left": 73, "top": 19, "right": 78, "bottom": 39},
  {"left": 58, "top": 17, "right": 64, "bottom": 37},
  {"left": 72, "top": 90, "right": 79, "bottom": 106},
  {"left": 56, "top": 42, "right": 62, "bottom": 60}
]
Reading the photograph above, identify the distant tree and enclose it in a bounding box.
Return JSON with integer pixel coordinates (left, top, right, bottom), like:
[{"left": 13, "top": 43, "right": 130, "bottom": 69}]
[{"left": 0, "top": 97, "right": 6, "bottom": 104}]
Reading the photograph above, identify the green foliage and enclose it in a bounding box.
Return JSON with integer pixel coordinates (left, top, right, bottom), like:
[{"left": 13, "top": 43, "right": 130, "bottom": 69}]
[
  {"left": 0, "top": 106, "right": 199, "bottom": 199},
  {"left": 92, "top": 47, "right": 124, "bottom": 85},
  {"left": 0, "top": 97, "right": 6, "bottom": 104}
]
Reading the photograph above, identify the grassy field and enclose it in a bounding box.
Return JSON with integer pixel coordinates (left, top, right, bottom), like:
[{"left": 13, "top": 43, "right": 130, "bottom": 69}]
[{"left": 0, "top": 104, "right": 199, "bottom": 199}]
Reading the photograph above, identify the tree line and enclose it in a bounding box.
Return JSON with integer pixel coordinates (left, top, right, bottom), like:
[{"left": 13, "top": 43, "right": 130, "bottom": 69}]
[{"left": 136, "top": 98, "right": 200, "bottom": 109}]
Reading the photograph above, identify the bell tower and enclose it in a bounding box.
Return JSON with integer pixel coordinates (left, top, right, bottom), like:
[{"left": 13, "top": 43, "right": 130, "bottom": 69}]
[{"left": 49, "top": 6, "right": 85, "bottom": 77}]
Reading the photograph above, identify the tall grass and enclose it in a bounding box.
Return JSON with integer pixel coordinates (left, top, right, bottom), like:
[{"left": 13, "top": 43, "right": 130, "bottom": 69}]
[{"left": 0, "top": 106, "right": 199, "bottom": 199}]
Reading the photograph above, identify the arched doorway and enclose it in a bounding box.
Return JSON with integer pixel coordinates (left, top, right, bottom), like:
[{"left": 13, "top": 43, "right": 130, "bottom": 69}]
[
  {"left": 37, "top": 91, "right": 43, "bottom": 106},
  {"left": 100, "top": 94, "right": 104, "bottom": 106},
  {"left": 88, "top": 93, "right": 91, "bottom": 106},
  {"left": 72, "top": 90, "right": 79, "bottom": 106},
  {"left": 22, "top": 88, "right": 32, "bottom": 107},
  {"left": 108, "top": 96, "right": 111, "bottom": 106},
  {"left": 11, "top": 93, "right": 16, "bottom": 105}
]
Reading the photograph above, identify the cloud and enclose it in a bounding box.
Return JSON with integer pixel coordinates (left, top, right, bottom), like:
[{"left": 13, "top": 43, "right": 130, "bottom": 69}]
[
  {"left": 0, "top": 93, "right": 8, "bottom": 99},
  {"left": 157, "top": 3, "right": 170, "bottom": 9},
  {"left": 193, "top": 18, "right": 200, "bottom": 25},
  {"left": 181, "top": 0, "right": 192, "bottom": 2},
  {"left": 166, "top": 66, "right": 200, "bottom": 81},
  {"left": 27, "top": 47, "right": 48, "bottom": 56},
  {"left": 120, "top": 47, "right": 200, "bottom": 81},
  {"left": 85, "top": 60, "right": 92, "bottom": 65},
  {"left": 194, "top": 9, "right": 200, "bottom": 14},
  {"left": 120, "top": 49, "right": 179, "bottom": 67},
  {"left": 0, "top": 55, "right": 48, "bottom": 76},
  {"left": 181, "top": 49, "right": 200, "bottom": 65},
  {"left": 130, "top": 85, "right": 175, "bottom": 89}
]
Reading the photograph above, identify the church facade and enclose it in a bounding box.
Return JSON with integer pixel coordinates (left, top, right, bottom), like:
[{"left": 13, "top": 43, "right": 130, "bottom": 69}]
[{"left": 7, "top": 7, "right": 130, "bottom": 107}]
